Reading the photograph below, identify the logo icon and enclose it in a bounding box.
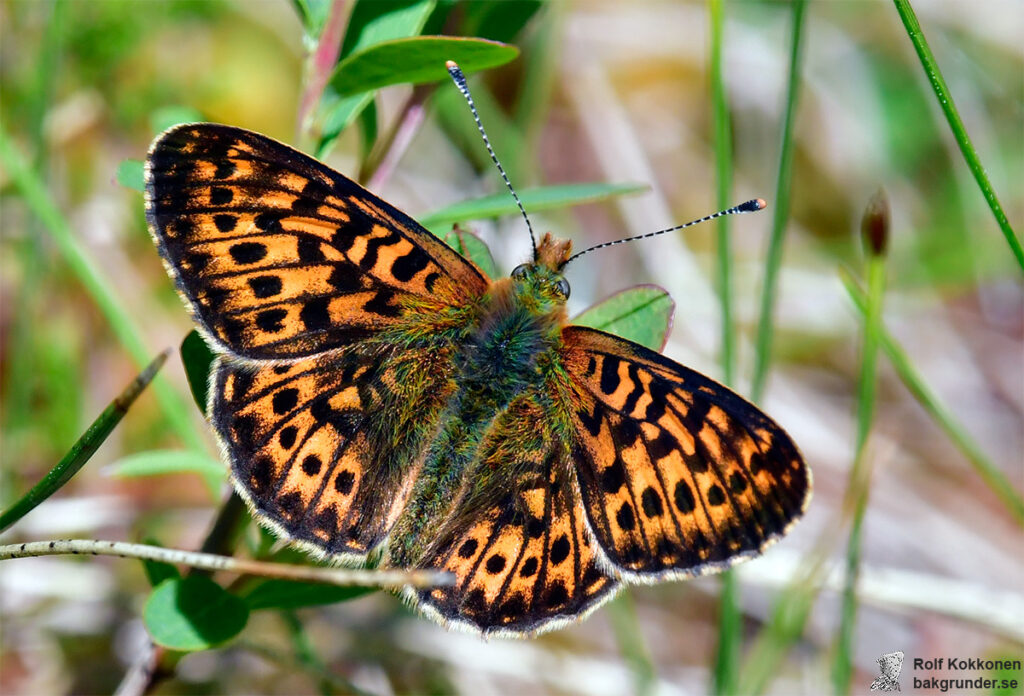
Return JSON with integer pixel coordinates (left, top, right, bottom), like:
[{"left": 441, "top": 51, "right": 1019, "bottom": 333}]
[{"left": 870, "top": 650, "right": 904, "bottom": 692}]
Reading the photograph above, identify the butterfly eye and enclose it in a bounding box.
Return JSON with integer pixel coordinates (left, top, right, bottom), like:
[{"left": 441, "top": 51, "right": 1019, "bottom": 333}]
[
  {"left": 511, "top": 264, "right": 530, "bottom": 280},
  {"left": 556, "top": 278, "right": 571, "bottom": 298}
]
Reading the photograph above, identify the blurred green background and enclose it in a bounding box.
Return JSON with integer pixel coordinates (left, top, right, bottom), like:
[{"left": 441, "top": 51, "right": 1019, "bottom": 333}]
[{"left": 1, "top": 0, "right": 1021, "bottom": 694}]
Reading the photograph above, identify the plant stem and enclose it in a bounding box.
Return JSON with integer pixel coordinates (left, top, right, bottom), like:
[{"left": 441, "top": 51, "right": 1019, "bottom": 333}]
[
  {"left": 832, "top": 256, "right": 886, "bottom": 695},
  {"left": 709, "top": 1, "right": 742, "bottom": 693},
  {"left": 751, "top": 0, "right": 807, "bottom": 403},
  {"left": 0, "top": 539, "right": 452, "bottom": 588}
]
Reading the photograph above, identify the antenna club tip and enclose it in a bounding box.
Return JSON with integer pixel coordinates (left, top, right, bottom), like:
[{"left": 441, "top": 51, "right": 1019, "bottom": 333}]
[
  {"left": 445, "top": 60, "right": 458, "bottom": 70},
  {"left": 735, "top": 198, "right": 767, "bottom": 213}
]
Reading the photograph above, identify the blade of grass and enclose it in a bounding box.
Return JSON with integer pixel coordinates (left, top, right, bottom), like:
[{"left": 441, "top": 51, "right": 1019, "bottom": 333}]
[
  {"left": 751, "top": 0, "right": 807, "bottom": 403},
  {"left": 833, "top": 245, "right": 887, "bottom": 695},
  {"left": 0, "top": 125, "right": 205, "bottom": 452},
  {"left": 709, "top": 0, "right": 741, "bottom": 693},
  {"left": 0, "top": 350, "right": 170, "bottom": 533},
  {"left": 891, "top": 0, "right": 1022, "bottom": 272},
  {"left": 739, "top": 2, "right": 812, "bottom": 692},
  {"left": 839, "top": 269, "right": 1024, "bottom": 527}
]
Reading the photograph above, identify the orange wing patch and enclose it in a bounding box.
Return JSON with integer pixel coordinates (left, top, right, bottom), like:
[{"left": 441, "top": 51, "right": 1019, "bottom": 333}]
[
  {"left": 411, "top": 451, "right": 618, "bottom": 636},
  {"left": 561, "top": 326, "right": 810, "bottom": 579},
  {"left": 146, "top": 124, "right": 488, "bottom": 359}
]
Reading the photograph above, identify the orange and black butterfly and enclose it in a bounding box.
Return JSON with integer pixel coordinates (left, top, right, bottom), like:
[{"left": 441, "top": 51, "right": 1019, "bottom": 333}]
[{"left": 146, "top": 76, "right": 809, "bottom": 638}]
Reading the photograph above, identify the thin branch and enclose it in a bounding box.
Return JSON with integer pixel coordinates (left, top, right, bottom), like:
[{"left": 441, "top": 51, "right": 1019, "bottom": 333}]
[{"left": 0, "top": 539, "right": 453, "bottom": 589}]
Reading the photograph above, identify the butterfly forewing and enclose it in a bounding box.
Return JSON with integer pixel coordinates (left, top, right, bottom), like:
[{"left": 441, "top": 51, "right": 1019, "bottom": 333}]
[
  {"left": 146, "top": 124, "right": 488, "bottom": 360},
  {"left": 562, "top": 327, "right": 809, "bottom": 578}
]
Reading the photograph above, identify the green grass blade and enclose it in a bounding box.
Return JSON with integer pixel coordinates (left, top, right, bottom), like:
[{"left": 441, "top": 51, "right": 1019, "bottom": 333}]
[
  {"left": 891, "top": 0, "right": 1023, "bottom": 272},
  {"left": 751, "top": 0, "right": 807, "bottom": 404},
  {"left": 0, "top": 350, "right": 170, "bottom": 533},
  {"left": 709, "top": 0, "right": 740, "bottom": 692},
  {"left": 420, "top": 182, "right": 648, "bottom": 228},
  {"left": 0, "top": 125, "right": 204, "bottom": 452},
  {"left": 839, "top": 269, "right": 1024, "bottom": 527},
  {"left": 739, "top": 2, "right": 810, "bottom": 691},
  {"left": 833, "top": 255, "right": 886, "bottom": 695}
]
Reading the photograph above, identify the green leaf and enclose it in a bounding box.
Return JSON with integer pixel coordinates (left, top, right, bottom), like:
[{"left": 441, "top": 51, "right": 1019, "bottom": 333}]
[
  {"left": 357, "top": 99, "right": 379, "bottom": 160},
  {"left": 107, "top": 449, "right": 224, "bottom": 498},
  {"left": 442, "top": 227, "right": 497, "bottom": 278},
  {"left": 291, "top": 0, "right": 331, "bottom": 36},
  {"left": 340, "top": 0, "right": 437, "bottom": 61},
  {"left": 317, "top": 92, "right": 376, "bottom": 159},
  {"left": 116, "top": 159, "right": 144, "bottom": 192},
  {"left": 328, "top": 36, "right": 518, "bottom": 97},
  {"left": 573, "top": 286, "right": 675, "bottom": 351},
  {"left": 141, "top": 538, "right": 180, "bottom": 588},
  {"left": 149, "top": 105, "right": 204, "bottom": 135},
  {"left": 316, "top": 0, "right": 436, "bottom": 158},
  {"left": 419, "top": 182, "right": 648, "bottom": 228},
  {"left": 0, "top": 351, "right": 169, "bottom": 534},
  {"left": 144, "top": 576, "right": 249, "bottom": 652},
  {"left": 180, "top": 330, "right": 216, "bottom": 413},
  {"left": 243, "top": 579, "right": 375, "bottom": 611}
]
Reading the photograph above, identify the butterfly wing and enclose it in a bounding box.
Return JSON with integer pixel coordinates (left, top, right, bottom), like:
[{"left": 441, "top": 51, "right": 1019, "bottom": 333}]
[
  {"left": 146, "top": 123, "right": 488, "bottom": 360},
  {"left": 213, "top": 344, "right": 461, "bottom": 561},
  {"left": 561, "top": 326, "right": 810, "bottom": 579},
  {"left": 407, "top": 393, "right": 619, "bottom": 636}
]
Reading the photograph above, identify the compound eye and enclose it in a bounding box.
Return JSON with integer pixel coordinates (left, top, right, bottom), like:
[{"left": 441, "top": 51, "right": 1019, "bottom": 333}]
[
  {"left": 511, "top": 264, "right": 530, "bottom": 280},
  {"left": 555, "top": 278, "right": 571, "bottom": 299}
]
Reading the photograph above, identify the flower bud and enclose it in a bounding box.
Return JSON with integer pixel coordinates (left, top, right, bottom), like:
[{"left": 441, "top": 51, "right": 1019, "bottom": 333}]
[{"left": 861, "top": 189, "right": 889, "bottom": 257}]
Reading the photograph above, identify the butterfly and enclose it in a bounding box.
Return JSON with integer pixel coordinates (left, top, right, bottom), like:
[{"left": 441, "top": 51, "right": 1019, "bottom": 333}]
[{"left": 145, "top": 121, "right": 810, "bottom": 637}]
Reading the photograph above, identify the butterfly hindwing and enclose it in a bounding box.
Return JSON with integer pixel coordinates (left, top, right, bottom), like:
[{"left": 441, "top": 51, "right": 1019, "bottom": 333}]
[
  {"left": 213, "top": 343, "right": 462, "bottom": 561},
  {"left": 146, "top": 123, "right": 488, "bottom": 359},
  {"left": 409, "top": 393, "right": 619, "bottom": 635},
  {"left": 562, "top": 326, "right": 810, "bottom": 579}
]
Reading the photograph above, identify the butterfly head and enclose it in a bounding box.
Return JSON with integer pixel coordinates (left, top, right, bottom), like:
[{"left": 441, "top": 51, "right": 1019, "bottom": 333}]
[{"left": 510, "top": 233, "right": 572, "bottom": 309}]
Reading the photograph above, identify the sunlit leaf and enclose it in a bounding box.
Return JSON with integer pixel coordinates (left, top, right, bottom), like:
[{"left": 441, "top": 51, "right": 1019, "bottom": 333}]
[
  {"left": 573, "top": 286, "right": 675, "bottom": 351},
  {"left": 144, "top": 576, "right": 249, "bottom": 652},
  {"left": 329, "top": 36, "right": 518, "bottom": 96},
  {"left": 116, "top": 159, "right": 144, "bottom": 192},
  {"left": 442, "top": 227, "right": 497, "bottom": 278}
]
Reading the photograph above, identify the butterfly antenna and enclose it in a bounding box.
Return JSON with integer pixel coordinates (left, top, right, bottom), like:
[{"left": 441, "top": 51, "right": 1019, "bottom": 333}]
[
  {"left": 446, "top": 61, "right": 538, "bottom": 261},
  {"left": 564, "top": 198, "right": 768, "bottom": 267}
]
